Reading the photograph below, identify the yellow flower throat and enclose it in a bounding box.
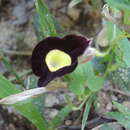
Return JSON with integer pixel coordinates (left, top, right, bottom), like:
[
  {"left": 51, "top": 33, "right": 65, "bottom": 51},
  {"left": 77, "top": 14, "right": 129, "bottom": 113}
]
[{"left": 45, "top": 49, "right": 72, "bottom": 72}]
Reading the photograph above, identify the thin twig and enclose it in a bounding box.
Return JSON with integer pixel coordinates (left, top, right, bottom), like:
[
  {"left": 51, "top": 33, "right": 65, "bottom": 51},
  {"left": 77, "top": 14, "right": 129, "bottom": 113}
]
[
  {"left": 58, "top": 116, "right": 116, "bottom": 130},
  {"left": 0, "top": 82, "right": 67, "bottom": 105},
  {"left": 0, "top": 87, "right": 48, "bottom": 104},
  {"left": 103, "top": 88, "right": 130, "bottom": 97},
  {"left": 0, "top": 49, "right": 32, "bottom": 56}
]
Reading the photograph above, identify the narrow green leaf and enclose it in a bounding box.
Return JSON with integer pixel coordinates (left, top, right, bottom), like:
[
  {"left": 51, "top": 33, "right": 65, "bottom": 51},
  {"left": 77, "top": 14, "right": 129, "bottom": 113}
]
[
  {"left": 14, "top": 104, "right": 47, "bottom": 130},
  {"left": 124, "top": 11, "right": 130, "bottom": 25},
  {"left": 119, "top": 38, "right": 130, "bottom": 67},
  {"left": 34, "top": 0, "right": 57, "bottom": 38},
  {"left": 0, "top": 75, "right": 21, "bottom": 95},
  {"left": 0, "top": 75, "right": 47, "bottom": 130},
  {"left": 81, "top": 95, "right": 95, "bottom": 130}
]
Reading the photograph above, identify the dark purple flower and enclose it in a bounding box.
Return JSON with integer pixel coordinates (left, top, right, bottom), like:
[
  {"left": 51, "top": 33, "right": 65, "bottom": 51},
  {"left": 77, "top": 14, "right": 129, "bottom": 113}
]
[{"left": 31, "top": 35, "right": 91, "bottom": 87}]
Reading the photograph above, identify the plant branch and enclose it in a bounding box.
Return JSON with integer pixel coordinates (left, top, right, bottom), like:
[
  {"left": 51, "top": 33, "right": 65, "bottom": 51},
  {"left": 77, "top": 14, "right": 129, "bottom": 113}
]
[
  {"left": 0, "top": 49, "right": 32, "bottom": 56},
  {"left": 0, "top": 87, "right": 48, "bottom": 104},
  {"left": 58, "top": 116, "right": 116, "bottom": 130},
  {"left": 0, "top": 83, "right": 67, "bottom": 105},
  {"left": 103, "top": 88, "right": 130, "bottom": 97}
]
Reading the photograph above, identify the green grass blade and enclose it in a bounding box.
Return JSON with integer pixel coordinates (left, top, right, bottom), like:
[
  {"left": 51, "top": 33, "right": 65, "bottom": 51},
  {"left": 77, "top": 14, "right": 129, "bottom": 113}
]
[
  {"left": 0, "top": 75, "right": 48, "bottom": 130},
  {"left": 34, "top": 0, "right": 57, "bottom": 38},
  {"left": 81, "top": 95, "right": 95, "bottom": 130}
]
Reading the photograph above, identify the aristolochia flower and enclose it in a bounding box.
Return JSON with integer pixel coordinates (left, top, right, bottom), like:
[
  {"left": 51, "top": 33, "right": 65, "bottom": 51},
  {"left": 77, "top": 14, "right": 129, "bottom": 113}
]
[
  {"left": 0, "top": 35, "right": 95, "bottom": 105},
  {"left": 31, "top": 35, "right": 92, "bottom": 87}
]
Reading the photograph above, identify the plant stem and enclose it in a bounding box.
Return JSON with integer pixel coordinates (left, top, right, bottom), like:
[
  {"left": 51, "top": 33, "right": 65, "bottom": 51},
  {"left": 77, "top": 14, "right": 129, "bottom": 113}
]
[
  {"left": 0, "top": 49, "right": 32, "bottom": 56},
  {"left": 59, "top": 116, "right": 116, "bottom": 130}
]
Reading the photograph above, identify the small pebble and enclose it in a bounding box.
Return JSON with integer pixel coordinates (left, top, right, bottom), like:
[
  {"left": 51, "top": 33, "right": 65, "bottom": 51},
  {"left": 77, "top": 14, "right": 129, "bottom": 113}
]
[
  {"left": 106, "top": 102, "right": 112, "bottom": 111},
  {"left": 65, "top": 120, "right": 72, "bottom": 126}
]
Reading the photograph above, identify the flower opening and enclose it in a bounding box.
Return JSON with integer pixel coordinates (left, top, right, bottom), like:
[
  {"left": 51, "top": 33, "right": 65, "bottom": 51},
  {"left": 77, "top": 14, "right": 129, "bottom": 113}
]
[{"left": 45, "top": 49, "right": 72, "bottom": 72}]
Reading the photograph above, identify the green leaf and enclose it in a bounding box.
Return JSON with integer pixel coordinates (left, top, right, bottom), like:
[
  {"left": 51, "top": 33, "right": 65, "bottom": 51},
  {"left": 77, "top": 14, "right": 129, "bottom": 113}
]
[
  {"left": 124, "top": 11, "right": 130, "bottom": 25},
  {"left": 81, "top": 95, "right": 95, "bottom": 130},
  {"left": 105, "top": 0, "right": 130, "bottom": 11},
  {"left": 69, "top": 0, "right": 82, "bottom": 8},
  {"left": 34, "top": 0, "right": 57, "bottom": 38},
  {"left": 0, "top": 75, "right": 47, "bottom": 130},
  {"left": 50, "top": 105, "right": 72, "bottom": 128},
  {"left": 113, "top": 101, "right": 130, "bottom": 114},
  {"left": 14, "top": 104, "right": 47, "bottom": 130},
  {"left": 107, "top": 112, "right": 130, "bottom": 129},
  {"left": 67, "top": 62, "right": 104, "bottom": 94},
  {"left": 67, "top": 63, "right": 87, "bottom": 96},
  {"left": 106, "top": 22, "right": 116, "bottom": 41},
  {"left": 119, "top": 38, "right": 130, "bottom": 67},
  {"left": 87, "top": 75, "right": 104, "bottom": 92},
  {"left": 69, "top": 79, "right": 85, "bottom": 96},
  {"left": 86, "top": 62, "right": 104, "bottom": 91},
  {"left": 106, "top": 101, "right": 130, "bottom": 129}
]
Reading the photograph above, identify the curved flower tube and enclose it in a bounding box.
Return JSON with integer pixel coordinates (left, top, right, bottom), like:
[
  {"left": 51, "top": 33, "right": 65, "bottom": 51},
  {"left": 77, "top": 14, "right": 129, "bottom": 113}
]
[{"left": 31, "top": 35, "right": 91, "bottom": 87}]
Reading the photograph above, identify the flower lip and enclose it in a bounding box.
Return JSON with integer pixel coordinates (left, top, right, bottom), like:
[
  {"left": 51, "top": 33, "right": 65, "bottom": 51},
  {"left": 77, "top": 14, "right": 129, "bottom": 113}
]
[
  {"left": 31, "top": 34, "right": 91, "bottom": 87},
  {"left": 45, "top": 49, "right": 72, "bottom": 72}
]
